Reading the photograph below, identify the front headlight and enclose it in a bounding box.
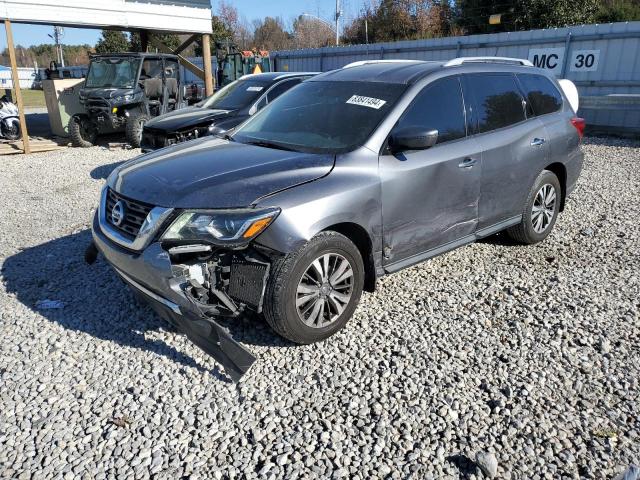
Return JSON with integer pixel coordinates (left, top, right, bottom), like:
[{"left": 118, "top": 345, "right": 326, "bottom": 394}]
[
  {"left": 162, "top": 207, "right": 280, "bottom": 245},
  {"left": 113, "top": 94, "right": 135, "bottom": 104}
]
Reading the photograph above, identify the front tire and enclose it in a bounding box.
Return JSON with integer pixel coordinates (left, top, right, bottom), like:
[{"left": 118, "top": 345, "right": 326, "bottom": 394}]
[
  {"left": 2, "top": 118, "right": 20, "bottom": 140},
  {"left": 507, "top": 169, "right": 561, "bottom": 244},
  {"left": 263, "top": 231, "right": 364, "bottom": 344},
  {"left": 125, "top": 114, "right": 150, "bottom": 148},
  {"left": 69, "top": 115, "right": 97, "bottom": 148}
]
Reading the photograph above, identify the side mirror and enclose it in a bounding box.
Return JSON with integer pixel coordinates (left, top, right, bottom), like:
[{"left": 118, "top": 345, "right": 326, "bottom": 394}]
[{"left": 389, "top": 127, "right": 438, "bottom": 153}]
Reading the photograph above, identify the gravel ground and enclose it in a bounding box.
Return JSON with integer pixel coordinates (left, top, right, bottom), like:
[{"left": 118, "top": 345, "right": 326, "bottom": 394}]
[{"left": 1, "top": 138, "right": 639, "bottom": 479}]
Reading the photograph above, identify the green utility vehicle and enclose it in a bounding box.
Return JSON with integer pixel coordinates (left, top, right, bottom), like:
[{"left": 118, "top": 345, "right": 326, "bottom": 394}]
[{"left": 69, "top": 53, "right": 187, "bottom": 148}]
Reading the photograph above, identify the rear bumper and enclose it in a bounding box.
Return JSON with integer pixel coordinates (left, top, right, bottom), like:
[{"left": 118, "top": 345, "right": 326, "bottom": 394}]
[{"left": 91, "top": 212, "right": 256, "bottom": 381}]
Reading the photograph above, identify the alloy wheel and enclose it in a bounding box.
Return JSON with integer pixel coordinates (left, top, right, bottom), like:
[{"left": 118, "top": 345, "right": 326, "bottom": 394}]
[
  {"left": 295, "top": 253, "right": 354, "bottom": 328},
  {"left": 531, "top": 184, "right": 557, "bottom": 233}
]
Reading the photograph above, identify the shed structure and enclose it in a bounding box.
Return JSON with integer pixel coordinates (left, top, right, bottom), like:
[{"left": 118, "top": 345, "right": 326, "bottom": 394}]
[{"left": 0, "top": 0, "right": 214, "bottom": 154}]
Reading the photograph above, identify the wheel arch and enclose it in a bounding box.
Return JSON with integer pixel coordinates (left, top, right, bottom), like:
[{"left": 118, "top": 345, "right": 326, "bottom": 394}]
[
  {"left": 322, "top": 222, "right": 376, "bottom": 293},
  {"left": 544, "top": 162, "right": 567, "bottom": 211}
]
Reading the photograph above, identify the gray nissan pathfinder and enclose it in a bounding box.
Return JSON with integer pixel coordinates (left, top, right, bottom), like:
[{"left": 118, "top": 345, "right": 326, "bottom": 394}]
[{"left": 91, "top": 58, "right": 585, "bottom": 380}]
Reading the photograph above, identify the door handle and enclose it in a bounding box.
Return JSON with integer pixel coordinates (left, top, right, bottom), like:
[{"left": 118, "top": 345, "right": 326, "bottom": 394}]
[
  {"left": 458, "top": 157, "right": 477, "bottom": 168},
  {"left": 531, "top": 137, "right": 546, "bottom": 146}
]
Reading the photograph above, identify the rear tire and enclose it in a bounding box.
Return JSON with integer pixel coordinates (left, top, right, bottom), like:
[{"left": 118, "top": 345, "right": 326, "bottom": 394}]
[
  {"left": 125, "top": 114, "right": 150, "bottom": 148},
  {"left": 69, "top": 115, "right": 97, "bottom": 148},
  {"left": 263, "top": 231, "right": 364, "bottom": 344},
  {"left": 507, "top": 170, "right": 561, "bottom": 245}
]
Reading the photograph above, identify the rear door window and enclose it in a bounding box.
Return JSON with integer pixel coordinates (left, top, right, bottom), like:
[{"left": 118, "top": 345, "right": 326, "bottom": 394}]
[
  {"left": 466, "top": 73, "right": 526, "bottom": 133},
  {"left": 517, "top": 73, "right": 563, "bottom": 116},
  {"left": 395, "top": 76, "right": 466, "bottom": 145}
]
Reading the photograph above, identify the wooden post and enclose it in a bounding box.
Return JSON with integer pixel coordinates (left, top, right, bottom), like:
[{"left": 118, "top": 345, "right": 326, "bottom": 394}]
[
  {"left": 140, "top": 30, "right": 149, "bottom": 52},
  {"left": 4, "top": 19, "right": 30, "bottom": 154},
  {"left": 202, "top": 34, "right": 214, "bottom": 96}
]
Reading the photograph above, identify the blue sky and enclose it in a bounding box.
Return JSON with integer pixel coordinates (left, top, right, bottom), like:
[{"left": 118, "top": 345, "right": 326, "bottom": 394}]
[{"left": 5, "top": 0, "right": 362, "bottom": 48}]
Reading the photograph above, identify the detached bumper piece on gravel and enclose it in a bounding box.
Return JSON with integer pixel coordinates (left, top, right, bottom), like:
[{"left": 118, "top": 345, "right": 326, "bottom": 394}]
[
  {"left": 121, "top": 268, "right": 257, "bottom": 383},
  {"left": 91, "top": 218, "right": 276, "bottom": 381}
]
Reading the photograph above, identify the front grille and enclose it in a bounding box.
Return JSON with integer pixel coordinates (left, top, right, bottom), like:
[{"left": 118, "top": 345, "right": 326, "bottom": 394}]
[
  {"left": 86, "top": 98, "right": 110, "bottom": 112},
  {"left": 105, "top": 188, "right": 154, "bottom": 238},
  {"left": 175, "top": 127, "right": 206, "bottom": 143},
  {"left": 142, "top": 126, "right": 210, "bottom": 150},
  {"left": 141, "top": 129, "right": 168, "bottom": 150}
]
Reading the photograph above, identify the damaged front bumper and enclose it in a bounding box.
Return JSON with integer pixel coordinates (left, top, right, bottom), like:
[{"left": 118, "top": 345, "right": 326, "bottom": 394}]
[{"left": 91, "top": 213, "right": 269, "bottom": 382}]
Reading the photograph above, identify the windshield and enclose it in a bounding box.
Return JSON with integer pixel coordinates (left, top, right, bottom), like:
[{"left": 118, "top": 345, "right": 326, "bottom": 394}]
[
  {"left": 85, "top": 58, "right": 141, "bottom": 89},
  {"left": 197, "top": 79, "right": 268, "bottom": 110},
  {"left": 233, "top": 81, "right": 406, "bottom": 153}
]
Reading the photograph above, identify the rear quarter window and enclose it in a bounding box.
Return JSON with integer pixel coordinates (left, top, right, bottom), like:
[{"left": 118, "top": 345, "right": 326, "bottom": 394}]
[
  {"left": 517, "top": 73, "right": 563, "bottom": 116},
  {"left": 465, "top": 73, "right": 526, "bottom": 133}
]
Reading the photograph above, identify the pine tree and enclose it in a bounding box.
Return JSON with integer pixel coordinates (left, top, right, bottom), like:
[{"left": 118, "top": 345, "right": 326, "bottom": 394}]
[{"left": 94, "top": 30, "right": 130, "bottom": 54}]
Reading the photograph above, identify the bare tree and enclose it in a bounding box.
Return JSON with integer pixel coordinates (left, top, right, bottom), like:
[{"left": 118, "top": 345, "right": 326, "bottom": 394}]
[
  {"left": 291, "top": 15, "right": 334, "bottom": 49},
  {"left": 216, "top": 1, "right": 254, "bottom": 49},
  {"left": 253, "top": 17, "right": 291, "bottom": 51},
  {"left": 343, "top": 0, "right": 457, "bottom": 44},
  {"left": 235, "top": 16, "right": 254, "bottom": 50},
  {"left": 218, "top": 1, "right": 240, "bottom": 33}
]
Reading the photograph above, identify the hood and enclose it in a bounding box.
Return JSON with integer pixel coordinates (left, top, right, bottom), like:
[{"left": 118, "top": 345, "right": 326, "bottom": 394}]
[
  {"left": 108, "top": 138, "right": 334, "bottom": 209},
  {"left": 144, "top": 106, "right": 233, "bottom": 132}
]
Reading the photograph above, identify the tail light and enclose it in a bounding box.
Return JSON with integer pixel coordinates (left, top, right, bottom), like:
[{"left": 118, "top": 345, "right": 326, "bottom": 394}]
[{"left": 571, "top": 117, "right": 586, "bottom": 140}]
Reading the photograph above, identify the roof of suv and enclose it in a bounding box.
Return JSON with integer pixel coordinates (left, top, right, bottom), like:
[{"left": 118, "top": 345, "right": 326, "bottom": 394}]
[
  {"left": 313, "top": 61, "right": 445, "bottom": 84},
  {"left": 312, "top": 59, "right": 541, "bottom": 85}
]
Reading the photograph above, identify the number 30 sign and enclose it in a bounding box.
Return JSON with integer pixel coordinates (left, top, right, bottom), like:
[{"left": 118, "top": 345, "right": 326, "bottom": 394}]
[{"left": 570, "top": 50, "right": 600, "bottom": 72}]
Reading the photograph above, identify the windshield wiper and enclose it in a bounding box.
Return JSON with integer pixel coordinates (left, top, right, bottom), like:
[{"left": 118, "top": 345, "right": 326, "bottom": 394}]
[{"left": 243, "top": 140, "right": 297, "bottom": 152}]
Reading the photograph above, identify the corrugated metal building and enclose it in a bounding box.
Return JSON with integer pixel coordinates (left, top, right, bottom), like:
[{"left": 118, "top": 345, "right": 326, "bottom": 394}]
[
  {"left": 272, "top": 22, "right": 640, "bottom": 136},
  {"left": 181, "top": 57, "right": 218, "bottom": 85}
]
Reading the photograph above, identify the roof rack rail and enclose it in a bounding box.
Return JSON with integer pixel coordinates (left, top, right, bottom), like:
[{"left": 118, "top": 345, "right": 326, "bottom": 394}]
[
  {"left": 444, "top": 56, "right": 533, "bottom": 67},
  {"left": 342, "top": 59, "right": 426, "bottom": 69}
]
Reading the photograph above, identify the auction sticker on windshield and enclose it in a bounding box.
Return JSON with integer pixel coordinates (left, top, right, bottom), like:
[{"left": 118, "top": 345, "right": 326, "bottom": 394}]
[
  {"left": 247, "top": 86, "right": 264, "bottom": 92},
  {"left": 346, "top": 95, "right": 387, "bottom": 109}
]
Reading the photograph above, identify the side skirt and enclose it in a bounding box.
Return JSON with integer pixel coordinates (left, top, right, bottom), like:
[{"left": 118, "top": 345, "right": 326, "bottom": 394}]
[
  {"left": 383, "top": 215, "right": 522, "bottom": 274},
  {"left": 475, "top": 215, "right": 522, "bottom": 239}
]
